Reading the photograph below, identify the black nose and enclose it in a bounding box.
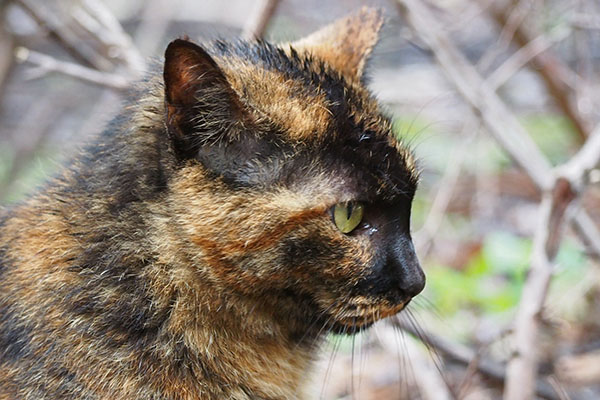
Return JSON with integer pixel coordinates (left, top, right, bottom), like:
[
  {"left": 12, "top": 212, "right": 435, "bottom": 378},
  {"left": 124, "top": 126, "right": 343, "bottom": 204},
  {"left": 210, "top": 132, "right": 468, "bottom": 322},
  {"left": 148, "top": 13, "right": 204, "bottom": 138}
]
[
  {"left": 389, "top": 236, "right": 425, "bottom": 298},
  {"left": 355, "top": 236, "right": 426, "bottom": 301}
]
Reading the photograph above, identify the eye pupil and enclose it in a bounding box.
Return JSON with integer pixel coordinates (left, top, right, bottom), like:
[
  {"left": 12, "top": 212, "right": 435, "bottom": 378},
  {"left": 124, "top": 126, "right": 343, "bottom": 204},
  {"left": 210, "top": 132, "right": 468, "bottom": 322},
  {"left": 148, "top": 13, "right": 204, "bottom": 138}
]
[{"left": 333, "top": 201, "right": 364, "bottom": 234}]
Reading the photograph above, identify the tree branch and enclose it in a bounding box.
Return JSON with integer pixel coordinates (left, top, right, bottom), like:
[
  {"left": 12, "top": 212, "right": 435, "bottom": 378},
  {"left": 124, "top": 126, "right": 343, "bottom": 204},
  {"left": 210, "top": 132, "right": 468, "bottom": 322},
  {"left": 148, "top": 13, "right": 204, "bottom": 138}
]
[
  {"left": 14, "top": 47, "right": 129, "bottom": 90},
  {"left": 504, "top": 179, "right": 575, "bottom": 400},
  {"left": 489, "top": 0, "right": 592, "bottom": 142},
  {"left": 242, "top": 0, "right": 281, "bottom": 40},
  {"left": 392, "top": 318, "right": 561, "bottom": 400},
  {"left": 13, "top": 0, "right": 113, "bottom": 71},
  {"left": 394, "top": 0, "right": 600, "bottom": 256},
  {"left": 394, "top": 1, "right": 600, "bottom": 398}
]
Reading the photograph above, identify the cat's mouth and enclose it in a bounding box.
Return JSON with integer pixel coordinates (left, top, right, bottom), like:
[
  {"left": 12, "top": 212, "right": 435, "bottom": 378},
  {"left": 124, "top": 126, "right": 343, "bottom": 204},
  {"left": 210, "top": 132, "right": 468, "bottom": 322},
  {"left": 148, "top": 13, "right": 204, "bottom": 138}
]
[{"left": 326, "top": 299, "right": 410, "bottom": 334}]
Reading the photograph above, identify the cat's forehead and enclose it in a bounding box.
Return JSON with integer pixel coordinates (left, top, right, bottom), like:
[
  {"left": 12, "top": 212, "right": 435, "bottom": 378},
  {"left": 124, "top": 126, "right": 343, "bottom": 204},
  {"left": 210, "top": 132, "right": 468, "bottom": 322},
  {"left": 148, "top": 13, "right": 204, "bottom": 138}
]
[
  {"left": 207, "top": 41, "right": 418, "bottom": 200},
  {"left": 212, "top": 42, "right": 382, "bottom": 139}
]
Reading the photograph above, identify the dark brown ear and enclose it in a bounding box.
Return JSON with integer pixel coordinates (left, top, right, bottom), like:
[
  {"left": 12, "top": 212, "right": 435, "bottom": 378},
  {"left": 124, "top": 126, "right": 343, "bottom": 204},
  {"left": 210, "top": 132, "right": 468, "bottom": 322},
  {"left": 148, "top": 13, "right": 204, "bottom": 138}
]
[
  {"left": 163, "top": 39, "right": 246, "bottom": 157},
  {"left": 291, "top": 7, "right": 383, "bottom": 81}
]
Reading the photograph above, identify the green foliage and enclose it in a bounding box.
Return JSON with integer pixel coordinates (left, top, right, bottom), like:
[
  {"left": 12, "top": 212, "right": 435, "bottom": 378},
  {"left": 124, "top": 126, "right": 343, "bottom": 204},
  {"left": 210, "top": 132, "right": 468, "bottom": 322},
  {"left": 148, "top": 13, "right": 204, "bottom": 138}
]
[
  {"left": 522, "top": 114, "right": 578, "bottom": 164},
  {"left": 425, "top": 232, "right": 529, "bottom": 315},
  {"left": 425, "top": 230, "right": 588, "bottom": 318},
  {"left": 0, "top": 146, "right": 60, "bottom": 204}
]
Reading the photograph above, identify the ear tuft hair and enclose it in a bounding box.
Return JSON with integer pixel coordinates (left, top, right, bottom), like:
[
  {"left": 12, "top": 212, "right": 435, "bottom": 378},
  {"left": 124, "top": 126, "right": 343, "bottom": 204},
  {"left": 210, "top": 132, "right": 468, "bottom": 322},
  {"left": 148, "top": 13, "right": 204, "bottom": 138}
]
[
  {"left": 163, "top": 39, "right": 248, "bottom": 157},
  {"left": 291, "top": 7, "right": 384, "bottom": 81}
]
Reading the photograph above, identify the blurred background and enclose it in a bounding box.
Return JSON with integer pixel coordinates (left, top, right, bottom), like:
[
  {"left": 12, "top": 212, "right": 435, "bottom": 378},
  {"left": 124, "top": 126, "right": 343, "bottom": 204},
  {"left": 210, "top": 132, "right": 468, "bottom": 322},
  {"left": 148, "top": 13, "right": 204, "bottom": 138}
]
[{"left": 1, "top": 0, "right": 600, "bottom": 399}]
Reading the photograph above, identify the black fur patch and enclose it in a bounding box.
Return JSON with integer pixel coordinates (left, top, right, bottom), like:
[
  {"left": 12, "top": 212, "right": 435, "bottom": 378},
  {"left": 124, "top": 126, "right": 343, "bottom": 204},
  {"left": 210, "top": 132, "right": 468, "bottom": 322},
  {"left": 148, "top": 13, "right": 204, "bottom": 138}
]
[
  {"left": 280, "top": 235, "right": 345, "bottom": 269},
  {"left": 0, "top": 306, "right": 33, "bottom": 363},
  {"left": 65, "top": 236, "right": 170, "bottom": 345}
]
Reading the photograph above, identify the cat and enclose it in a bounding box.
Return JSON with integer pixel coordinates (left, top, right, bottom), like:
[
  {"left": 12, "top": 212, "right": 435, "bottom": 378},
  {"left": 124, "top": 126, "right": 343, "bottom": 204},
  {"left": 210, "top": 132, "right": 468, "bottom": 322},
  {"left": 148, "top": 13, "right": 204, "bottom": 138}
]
[{"left": 0, "top": 7, "right": 425, "bottom": 399}]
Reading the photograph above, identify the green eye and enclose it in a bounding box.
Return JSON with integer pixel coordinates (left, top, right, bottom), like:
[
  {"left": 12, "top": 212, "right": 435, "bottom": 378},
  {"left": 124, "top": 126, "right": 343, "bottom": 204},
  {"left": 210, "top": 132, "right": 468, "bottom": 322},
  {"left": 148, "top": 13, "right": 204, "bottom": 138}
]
[{"left": 333, "top": 202, "right": 364, "bottom": 234}]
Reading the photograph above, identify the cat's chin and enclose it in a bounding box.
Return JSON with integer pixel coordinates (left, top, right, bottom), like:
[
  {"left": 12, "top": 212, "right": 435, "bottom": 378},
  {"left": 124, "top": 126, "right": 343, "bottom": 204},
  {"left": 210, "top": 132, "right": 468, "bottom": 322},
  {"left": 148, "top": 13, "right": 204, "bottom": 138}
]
[
  {"left": 329, "top": 320, "right": 375, "bottom": 335},
  {"left": 325, "top": 299, "right": 411, "bottom": 335}
]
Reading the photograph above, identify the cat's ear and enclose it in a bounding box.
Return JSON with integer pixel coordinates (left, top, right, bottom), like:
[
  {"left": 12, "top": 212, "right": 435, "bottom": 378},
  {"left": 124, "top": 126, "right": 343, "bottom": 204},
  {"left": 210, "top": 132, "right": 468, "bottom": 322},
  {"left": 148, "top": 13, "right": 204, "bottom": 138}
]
[
  {"left": 163, "top": 39, "right": 248, "bottom": 158},
  {"left": 291, "top": 7, "right": 383, "bottom": 81}
]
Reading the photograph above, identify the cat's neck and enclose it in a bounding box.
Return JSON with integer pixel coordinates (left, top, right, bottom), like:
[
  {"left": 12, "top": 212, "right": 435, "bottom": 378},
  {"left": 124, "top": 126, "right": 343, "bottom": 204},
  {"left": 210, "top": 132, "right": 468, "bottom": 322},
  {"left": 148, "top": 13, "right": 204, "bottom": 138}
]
[{"left": 147, "top": 204, "right": 323, "bottom": 399}]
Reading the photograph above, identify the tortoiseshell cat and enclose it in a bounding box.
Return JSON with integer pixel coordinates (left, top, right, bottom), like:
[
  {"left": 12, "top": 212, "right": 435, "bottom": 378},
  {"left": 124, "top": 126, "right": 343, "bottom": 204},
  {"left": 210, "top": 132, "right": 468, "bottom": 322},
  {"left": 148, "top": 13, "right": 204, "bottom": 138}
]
[{"left": 0, "top": 8, "right": 424, "bottom": 399}]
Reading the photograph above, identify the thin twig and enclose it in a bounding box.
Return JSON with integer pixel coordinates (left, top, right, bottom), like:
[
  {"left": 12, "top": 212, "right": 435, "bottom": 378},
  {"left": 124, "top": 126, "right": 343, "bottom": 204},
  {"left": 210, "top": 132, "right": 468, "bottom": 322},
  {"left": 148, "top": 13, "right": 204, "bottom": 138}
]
[
  {"left": 79, "top": 0, "right": 145, "bottom": 71},
  {"left": 415, "top": 119, "right": 479, "bottom": 256},
  {"left": 242, "top": 0, "right": 282, "bottom": 40},
  {"left": 557, "top": 126, "right": 600, "bottom": 189},
  {"left": 391, "top": 318, "right": 561, "bottom": 400},
  {"left": 477, "top": 0, "right": 534, "bottom": 72},
  {"left": 486, "top": 25, "right": 571, "bottom": 91},
  {"left": 14, "top": 47, "right": 129, "bottom": 90},
  {"left": 376, "top": 324, "right": 454, "bottom": 400},
  {"left": 78, "top": 0, "right": 178, "bottom": 141},
  {"left": 504, "top": 179, "right": 575, "bottom": 400},
  {"left": 13, "top": 0, "right": 113, "bottom": 71},
  {"left": 547, "top": 375, "right": 572, "bottom": 400},
  {"left": 396, "top": 0, "right": 553, "bottom": 189},
  {"left": 394, "top": 0, "right": 600, "bottom": 257},
  {"left": 489, "top": 0, "right": 591, "bottom": 142},
  {"left": 395, "top": 1, "right": 600, "bottom": 398}
]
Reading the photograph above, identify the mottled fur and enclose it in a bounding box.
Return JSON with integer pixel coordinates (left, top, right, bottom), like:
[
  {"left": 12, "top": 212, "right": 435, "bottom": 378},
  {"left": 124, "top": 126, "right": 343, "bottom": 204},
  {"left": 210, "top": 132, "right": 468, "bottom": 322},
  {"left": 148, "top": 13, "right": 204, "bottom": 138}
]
[{"left": 0, "top": 8, "right": 424, "bottom": 399}]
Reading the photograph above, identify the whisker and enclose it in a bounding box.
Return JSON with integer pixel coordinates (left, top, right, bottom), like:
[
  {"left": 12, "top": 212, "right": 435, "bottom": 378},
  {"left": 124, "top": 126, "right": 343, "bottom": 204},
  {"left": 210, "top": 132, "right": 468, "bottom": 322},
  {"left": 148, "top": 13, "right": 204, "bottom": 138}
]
[
  {"left": 395, "top": 317, "right": 421, "bottom": 399},
  {"left": 320, "top": 323, "right": 340, "bottom": 400},
  {"left": 391, "top": 319, "right": 406, "bottom": 398},
  {"left": 404, "top": 309, "right": 454, "bottom": 396},
  {"left": 357, "top": 312, "right": 371, "bottom": 397},
  {"left": 351, "top": 319, "right": 356, "bottom": 400},
  {"left": 411, "top": 295, "right": 445, "bottom": 323},
  {"left": 294, "top": 302, "right": 338, "bottom": 350},
  {"left": 398, "top": 318, "right": 420, "bottom": 398},
  {"left": 321, "top": 320, "right": 348, "bottom": 400}
]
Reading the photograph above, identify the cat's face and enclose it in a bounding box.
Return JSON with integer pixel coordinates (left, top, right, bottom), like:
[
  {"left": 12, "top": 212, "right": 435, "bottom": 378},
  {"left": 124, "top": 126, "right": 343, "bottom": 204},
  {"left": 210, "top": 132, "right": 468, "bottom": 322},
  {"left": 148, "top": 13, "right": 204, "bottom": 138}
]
[{"left": 163, "top": 8, "right": 425, "bottom": 334}]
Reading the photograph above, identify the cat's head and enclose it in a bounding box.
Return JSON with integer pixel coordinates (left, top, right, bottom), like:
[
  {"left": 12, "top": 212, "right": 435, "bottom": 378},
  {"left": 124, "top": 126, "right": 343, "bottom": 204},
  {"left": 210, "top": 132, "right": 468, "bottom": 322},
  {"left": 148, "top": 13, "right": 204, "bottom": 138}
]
[{"left": 162, "top": 7, "right": 425, "bottom": 334}]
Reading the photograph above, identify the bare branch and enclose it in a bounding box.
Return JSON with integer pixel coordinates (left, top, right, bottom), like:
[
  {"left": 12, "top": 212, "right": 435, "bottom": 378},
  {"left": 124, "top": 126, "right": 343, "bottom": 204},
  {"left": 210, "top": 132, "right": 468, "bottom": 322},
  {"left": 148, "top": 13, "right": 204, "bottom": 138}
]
[
  {"left": 477, "top": 0, "right": 534, "bottom": 72},
  {"left": 558, "top": 126, "right": 600, "bottom": 189},
  {"left": 392, "top": 318, "right": 561, "bottom": 400},
  {"left": 570, "top": 13, "right": 600, "bottom": 30},
  {"left": 505, "top": 178, "right": 575, "bottom": 400},
  {"left": 395, "top": 0, "right": 553, "bottom": 189},
  {"left": 394, "top": 0, "right": 600, "bottom": 256},
  {"left": 79, "top": 0, "right": 145, "bottom": 71},
  {"left": 14, "top": 47, "right": 129, "bottom": 90},
  {"left": 415, "top": 119, "right": 479, "bottom": 255},
  {"left": 242, "top": 0, "right": 281, "bottom": 40},
  {"left": 488, "top": 0, "right": 592, "bottom": 142},
  {"left": 486, "top": 25, "right": 571, "bottom": 91},
  {"left": 395, "top": 1, "right": 600, "bottom": 397},
  {"left": 13, "top": 0, "right": 113, "bottom": 71},
  {"left": 376, "top": 324, "right": 454, "bottom": 400},
  {"left": 571, "top": 211, "right": 600, "bottom": 258},
  {"left": 556, "top": 349, "right": 600, "bottom": 385}
]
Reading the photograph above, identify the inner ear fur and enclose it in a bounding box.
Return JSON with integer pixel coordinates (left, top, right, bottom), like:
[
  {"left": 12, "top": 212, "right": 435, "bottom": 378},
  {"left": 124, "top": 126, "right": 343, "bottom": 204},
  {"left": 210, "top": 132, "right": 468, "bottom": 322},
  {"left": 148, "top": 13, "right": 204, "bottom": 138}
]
[
  {"left": 291, "top": 7, "right": 383, "bottom": 81},
  {"left": 163, "top": 39, "right": 248, "bottom": 158}
]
